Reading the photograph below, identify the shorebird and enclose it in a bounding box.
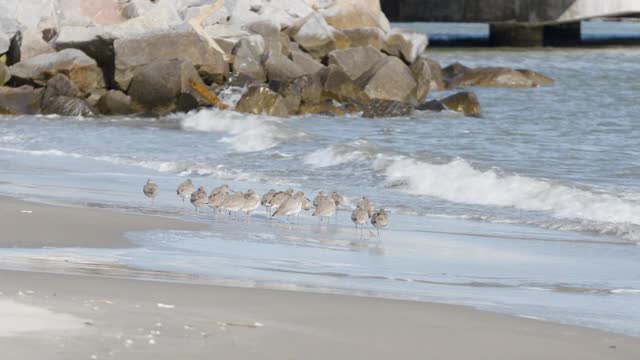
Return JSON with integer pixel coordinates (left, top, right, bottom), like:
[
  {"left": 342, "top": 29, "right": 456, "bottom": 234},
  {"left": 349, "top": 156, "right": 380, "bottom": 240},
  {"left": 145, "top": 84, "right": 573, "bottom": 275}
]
[
  {"left": 331, "top": 191, "right": 345, "bottom": 209},
  {"left": 143, "top": 179, "right": 159, "bottom": 203},
  {"left": 220, "top": 191, "right": 245, "bottom": 217},
  {"left": 371, "top": 209, "right": 389, "bottom": 238},
  {"left": 313, "top": 196, "right": 336, "bottom": 222},
  {"left": 351, "top": 207, "right": 369, "bottom": 230},
  {"left": 313, "top": 191, "right": 327, "bottom": 207},
  {"left": 301, "top": 196, "right": 312, "bottom": 211},
  {"left": 190, "top": 186, "right": 208, "bottom": 213},
  {"left": 208, "top": 186, "right": 229, "bottom": 214},
  {"left": 177, "top": 179, "right": 195, "bottom": 203},
  {"left": 261, "top": 189, "right": 277, "bottom": 216},
  {"left": 241, "top": 190, "right": 261, "bottom": 221},
  {"left": 272, "top": 191, "right": 305, "bottom": 221},
  {"left": 357, "top": 196, "right": 374, "bottom": 217},
  {"left": 268, "top": 189, "right": 294, "bottom": 213}
]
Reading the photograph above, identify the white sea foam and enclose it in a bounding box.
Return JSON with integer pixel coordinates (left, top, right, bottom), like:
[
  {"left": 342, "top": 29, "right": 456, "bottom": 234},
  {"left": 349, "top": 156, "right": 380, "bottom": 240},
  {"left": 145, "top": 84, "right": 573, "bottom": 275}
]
[
  {"left": 181, "top": 109, "right": 305, "bottom": 152},
  {"left": 303, "top": 140, "right": 380, "bottom": 168},
  {"left": 611, "top": 289, "right": 640, "bottom": 295}
]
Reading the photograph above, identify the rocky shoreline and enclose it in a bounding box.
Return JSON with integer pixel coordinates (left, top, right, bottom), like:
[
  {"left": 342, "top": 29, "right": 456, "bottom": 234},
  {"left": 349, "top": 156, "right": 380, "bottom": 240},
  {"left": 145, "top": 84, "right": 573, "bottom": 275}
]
[{"left": 0, "top": 0, "right": 553, "bottom": 119}]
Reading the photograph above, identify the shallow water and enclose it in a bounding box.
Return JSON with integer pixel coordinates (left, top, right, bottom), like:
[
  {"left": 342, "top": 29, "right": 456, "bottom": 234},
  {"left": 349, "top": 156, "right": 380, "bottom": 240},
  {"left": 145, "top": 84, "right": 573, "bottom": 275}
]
[{"left": 1, "top": 23, "right": 640, "bottom": 336}]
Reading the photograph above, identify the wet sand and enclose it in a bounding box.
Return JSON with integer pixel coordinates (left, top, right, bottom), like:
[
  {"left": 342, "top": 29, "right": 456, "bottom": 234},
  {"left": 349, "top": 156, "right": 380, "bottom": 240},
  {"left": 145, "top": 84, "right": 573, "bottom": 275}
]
[{"left": 0, "top": 196, "right": 639, "bottom": 359}]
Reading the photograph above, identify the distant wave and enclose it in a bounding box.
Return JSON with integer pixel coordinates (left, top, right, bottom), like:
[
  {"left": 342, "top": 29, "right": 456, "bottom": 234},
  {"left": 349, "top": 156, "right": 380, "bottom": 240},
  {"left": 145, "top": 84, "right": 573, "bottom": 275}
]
[
  {"left": 305, "top": 141, "right": 640, "bottom": 242},
  {"left": 180, "top": 108, "right": 306, "bottom": 153}
]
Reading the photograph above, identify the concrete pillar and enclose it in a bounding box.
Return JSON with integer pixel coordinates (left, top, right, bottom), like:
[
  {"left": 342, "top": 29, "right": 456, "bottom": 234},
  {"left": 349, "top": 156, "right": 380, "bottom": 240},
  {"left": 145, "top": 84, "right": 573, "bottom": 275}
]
[{"left": 489, "top": 21, "right": 581, "bottom": 46}]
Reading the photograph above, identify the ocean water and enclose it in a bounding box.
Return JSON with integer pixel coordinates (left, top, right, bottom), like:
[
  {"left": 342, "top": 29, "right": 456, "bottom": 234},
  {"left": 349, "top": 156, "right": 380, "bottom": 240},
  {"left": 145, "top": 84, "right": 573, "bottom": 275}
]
[{"left": 1, "top": 24, "right": 640, "bottom": 336}]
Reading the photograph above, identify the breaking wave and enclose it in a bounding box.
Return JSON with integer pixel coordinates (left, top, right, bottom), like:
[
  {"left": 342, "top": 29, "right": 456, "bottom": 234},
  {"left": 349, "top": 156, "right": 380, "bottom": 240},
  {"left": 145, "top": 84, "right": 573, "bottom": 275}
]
[{"left": 180, "top": 108, "right": 305, "bottom": 153}]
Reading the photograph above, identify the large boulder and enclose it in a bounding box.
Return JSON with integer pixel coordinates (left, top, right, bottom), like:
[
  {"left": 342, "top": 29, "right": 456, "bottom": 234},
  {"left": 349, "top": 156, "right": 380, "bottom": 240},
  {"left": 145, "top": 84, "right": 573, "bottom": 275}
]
[
  {"left": 244, "top": 20, "right": 282, "bottom": 55},
  {"left": 422, "top": 57, "right": 445, "bottom": 91},
  {"left": 0, "top": 0, "right": 58, "bottom": 33},
  {"left": 439, "top": 91, "right": 481, "bottom": 117},
  {"left": 342, "top": 27, "right": 386, "bottom": 50},
  {"left": 97, "top": 90, "right": 132, "bottom": 115},
  {"left": 357, "top": 56, "right": 418, "bottom": 104},
  {"left": 290, "top": 49, "right": 325, "bottom": 75},
  {"left": 328, "top": 46, "right": 385, "bottom": 80},
  {"left": 0, "top": 86, "right": 43, "bottom": 114},
  {"left": 410, "top": 57, "right": 432, "bottom": 103},
  {"left": 6, "top": 30, "right": 55, "bottom": 65},
  {"left": 235, "top": 84, "right": 288, "bottom": 117},
  {"left": 9, "top": 49, "right": 105, "bottom": 95},
  {"left": 128, "top": 59, "right": 208, "bottom": 115},
  {"left": 225, "top": 0, "right": 314, "bottom": 28},
  {"left": 206, "top": 24, "right": 251, "bottom": 59},
  {"left": 272, "top": 73, "right": 325, "bottom": 113},
  {"left": 114, "top": 27, "right": 228, "bottom": 90},
  {"left": 265, "top": 53, "right": 304, "bottom": 82},
  {"left": 231, "top": 35, "right": 267, "bottom": 82},
  {"left": 384, "top": 28, "right": 428, "bottom": 64},
  {"left": 363, "top": 99, "right": 414, "bottom": 118},
  {"left": 0, "top": 62, "right": 9, "bottom": 86},
  {"left": 447, "top": 67, "right": 548, "bottom": 88},
  {"left": 318, "top": 0, "right": 390, "bottom": 33},
  {"left": 1, "top": 33, "right": 11, "bottom": 55},
  {"left": 289, "top": 12, "right": 338, "bottom": 59},
  {"left": 41, "top": 73, "right": 79, "bottom": 105},
  {"left": 323, "top": 64, "right": 368, "bottom": 104},
  {"left": 41, "top": 96, "right": 95, "bottom": 117},
  {"left": 123, "top": 0, "right": 181, "bottom": 22}
]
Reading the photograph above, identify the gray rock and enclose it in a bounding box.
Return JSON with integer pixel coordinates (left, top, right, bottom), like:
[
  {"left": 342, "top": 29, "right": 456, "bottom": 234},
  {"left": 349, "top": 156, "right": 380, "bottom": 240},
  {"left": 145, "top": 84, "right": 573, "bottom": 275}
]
[
  {"left": 244, "top": 20, "right": 281, "bottom": 55},
  {"left": 410, "top": 57, "right": 432, "bottom": 103},
  {"left": 0, "top": 62, "right": 9, "bottom": 86},
  {"left": 205, "top": 24, "right": 251, "bottom": 60},
  {"left": 442, "top": 62, "right": 471, "bottom": 82},
  {"left": 517, "top": 69, "right": 555, "bottom": 85},
  {"left": 97, "top": 90, "right": 132, "bottom": 115},
  {"left": 128, "top": 59, "right": 207, "bottom": 115},
  {"left": 231, "top": 35, "right": 266, "bottom": 82},
  {"left": 439, "top": 91, "right": 481, "bottom": 117},
  {"left": 42, "top": 96, "right": 95, "bottom": 117},
  {"left": 416, "top": 99, "right": 446, "bottom": 112},
  {"left": 384, "top": 28, "right": 428, "bottom": 64},
  {"left": 9, "top": 49, "right": 105, "bottom": 95},
  {"left": 42, "top": 74, "right": 80, "bottom": 106},
  {"left": 328, "top": 46, "right": 385, "bottom": 80},
  {"left": 235, "top": 84, "right": 288, "bottom": 117},
  {"left": 422, "top": 57, "right": 445, "bottom": 91},
  {"left": 323, "top": 64, "right": 368, "bottom": 104},
  {"left": 290, "top": 49, "right": 325, "bottom": 75},
  {"left": 265, "top": 53, "right": 304, "bottom": 82},
  {"left": 447, "top": 67, "right": 540, "bottom": 89},
  {"left": 123, "top": 0, "right": 181, "bottom": 21},
  {"left": 273, "top": 73, "right": 324, "bottom": 113},
  {"left": 7, "top": 30, "right": 55, "bottom": 65},
  {"left": 115, "top": 27, "right": 228, "bottom": 90},
  {"left": 358, "top": 56, "right": 418, "bottom": 104},
  {"left": 0, "top": 85, "right": 43, "bottom": 114},
  {"left": 363, "top": 99, "right": 414, "bottom": 118},
  {"left": 342, "top": 27, "right": 386, "bottom": 50},
  {"left": 289, "top": 12, "right": 336, "bottom": 59}
]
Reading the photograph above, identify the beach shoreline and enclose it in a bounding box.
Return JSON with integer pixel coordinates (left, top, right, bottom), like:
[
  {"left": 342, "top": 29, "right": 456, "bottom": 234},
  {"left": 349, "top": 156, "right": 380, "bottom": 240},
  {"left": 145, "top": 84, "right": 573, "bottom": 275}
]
[{"left": 1, "top": 195, "right": 639, "bottom": 359}]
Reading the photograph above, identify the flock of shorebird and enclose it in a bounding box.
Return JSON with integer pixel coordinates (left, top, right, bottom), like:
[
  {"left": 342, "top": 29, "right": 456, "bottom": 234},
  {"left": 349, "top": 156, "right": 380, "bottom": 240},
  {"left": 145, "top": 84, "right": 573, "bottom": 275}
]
[{"left": 143, "top": 178, "right": 389, "bottom": 235}]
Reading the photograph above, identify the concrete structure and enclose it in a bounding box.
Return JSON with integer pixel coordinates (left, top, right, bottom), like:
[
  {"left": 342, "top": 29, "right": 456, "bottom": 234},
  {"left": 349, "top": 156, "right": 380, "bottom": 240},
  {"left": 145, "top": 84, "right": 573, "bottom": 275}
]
[{"left": 381, "top": 0, "right": 640, "bottom": 46}]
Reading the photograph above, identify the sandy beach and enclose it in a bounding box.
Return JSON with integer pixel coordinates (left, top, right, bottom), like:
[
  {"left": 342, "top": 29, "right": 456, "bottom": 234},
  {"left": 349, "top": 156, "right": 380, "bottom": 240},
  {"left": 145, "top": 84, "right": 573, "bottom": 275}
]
[{"left": 1, "top": 196, "right": 639, "bottom": 359}]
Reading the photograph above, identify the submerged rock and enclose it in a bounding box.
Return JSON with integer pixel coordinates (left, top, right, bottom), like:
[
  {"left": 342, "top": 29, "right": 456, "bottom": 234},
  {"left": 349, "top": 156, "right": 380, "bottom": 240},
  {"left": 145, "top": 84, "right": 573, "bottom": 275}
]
[
  {"left": 517, "top": 69, "right": 555, "bottom": 85},
  {"left": 235, "top": 84, "right": 288, "bottom": 117},
  {"left": 299, "top": 99, "right": 357, "bottom": 116},
  {"left": 41, "top": 96, "right": 95, "bottom": 117},
  {"left": 9, "top": 49, "right": 105, "bottom": 95},
  {"left": 416, "top": 99, "right": 446, "bottom": 112},
  {"left": 0, "top": 85, "right": 43, "bottom": 114},
  {"left": 439, "top": 91, "right": 481, "bottom": 117},
  {"left": 128, "top": 59, "right": 207, "bottom": 115},
  {"left": 363, "top": 99, "right": 414, "bottom": 118},
  {"left": 444, "top": 65, "right": 554, "bottom": 89}
]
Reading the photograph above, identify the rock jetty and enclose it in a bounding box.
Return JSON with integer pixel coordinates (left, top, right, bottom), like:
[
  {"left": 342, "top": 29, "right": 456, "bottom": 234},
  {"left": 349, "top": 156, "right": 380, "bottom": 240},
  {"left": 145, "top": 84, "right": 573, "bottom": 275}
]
[{"left": 0, "top": 0, "right": 553, "bottom": 118}]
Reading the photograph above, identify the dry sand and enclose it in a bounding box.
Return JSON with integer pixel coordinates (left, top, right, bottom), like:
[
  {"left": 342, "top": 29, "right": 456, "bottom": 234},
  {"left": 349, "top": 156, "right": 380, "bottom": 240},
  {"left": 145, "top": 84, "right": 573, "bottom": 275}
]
[{"left": 1, "top": 196, "right": 639, "bottom": 359}]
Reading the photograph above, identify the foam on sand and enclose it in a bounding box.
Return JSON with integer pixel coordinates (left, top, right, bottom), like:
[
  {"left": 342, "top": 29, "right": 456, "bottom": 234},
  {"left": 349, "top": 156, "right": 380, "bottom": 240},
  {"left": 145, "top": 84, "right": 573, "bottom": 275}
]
[{"left": 0, "top": 299, "right": 86, "bottom": 337}]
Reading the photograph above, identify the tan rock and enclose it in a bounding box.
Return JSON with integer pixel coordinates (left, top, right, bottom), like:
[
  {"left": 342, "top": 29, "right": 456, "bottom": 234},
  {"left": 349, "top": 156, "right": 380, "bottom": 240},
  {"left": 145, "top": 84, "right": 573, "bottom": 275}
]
[
  {"left": 290, "top": 49, "right": 325, "bottom": 75},
  {"left": 289, "top": 12, "right": 336, "bottom": 59},
  {"left": 517, "top": 69, "right": 555, "bottom": 85},
  {"left": 448, "top": 67, "right": 540, "bottom": 88},
  {"left": 97, "top": 90, "right": 132, "bottom": 115},
  {"left": 410, "top": 57, "right": 432, "bottom": 103},
  {"left": 0, "top": 85, "right": 42, "bottom": 114},
  {"left": 328, "top": 46, "right": 385, "bottom": 80},
  {"left": 231, "top": 35, "right": 267, "bottom": 82},
  {"left": 440, "top": 91, "right": 481, "bottom": 117},
  {"left": 384, "top": 28, "right": 428, "bottom": 64},
  {"left": 235, "top": 84, "right": 288, "bottom": 117},
  {"left": 422, "top": 57, "right": 445, "bottom": 91},
  {"left": 265, "top": 53, "right": 304, "bottom": 82},
  {"left": 7, "top": 30, "right": 55, "bottom": 65},
  {"left": 342, "top": 27, "right": 386, "bottom": 50},
  {"left": 359, "top": 56, "right": 417, "bottom": 103},
  {"left": 319, "top": 0, "right": 390, "bottom": 32}
]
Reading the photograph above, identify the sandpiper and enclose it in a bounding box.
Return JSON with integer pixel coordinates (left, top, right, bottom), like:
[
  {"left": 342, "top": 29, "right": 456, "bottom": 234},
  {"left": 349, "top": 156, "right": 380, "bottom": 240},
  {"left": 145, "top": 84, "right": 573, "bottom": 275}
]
[
  {"left": 273, "top": 191, "right": 305, "bottom": 221},
  {"left": 371, "top": 209, "right": 389, "bottom": 237},
  {"left": 268, "top": 189, "right": 294, "bottom": 213},
  {"left": 357, "top": 196, "right": 374, "bottom": 217},
  {"left": 208, "top": 186, "right": 229, "bottom": 214},
  {"left": 220, "top": 191, "right": 245, "bottom": 217},
  {"left": 261, "top": 189, "right": 277, "bottom": 216},
  {"left": 143, "top": 179, "right": 159, "bottom": 202},
  {"left": 190, "top": 186, "right": 208, "bottom": 213},
  {"left": 313, "top": 191, "right": 327, "bottom": 207},
  {"left": 241, "top": 190, "right": 261, "bottom": 221},
  {"left": 313, "top": 196, "right": 336, "bottom": 222},
  {"left": 177, "top": 179, "right": 195, "bottom": 203},
  {"left": 331, "top": 191, "right": 345, "bottom": 209}
]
